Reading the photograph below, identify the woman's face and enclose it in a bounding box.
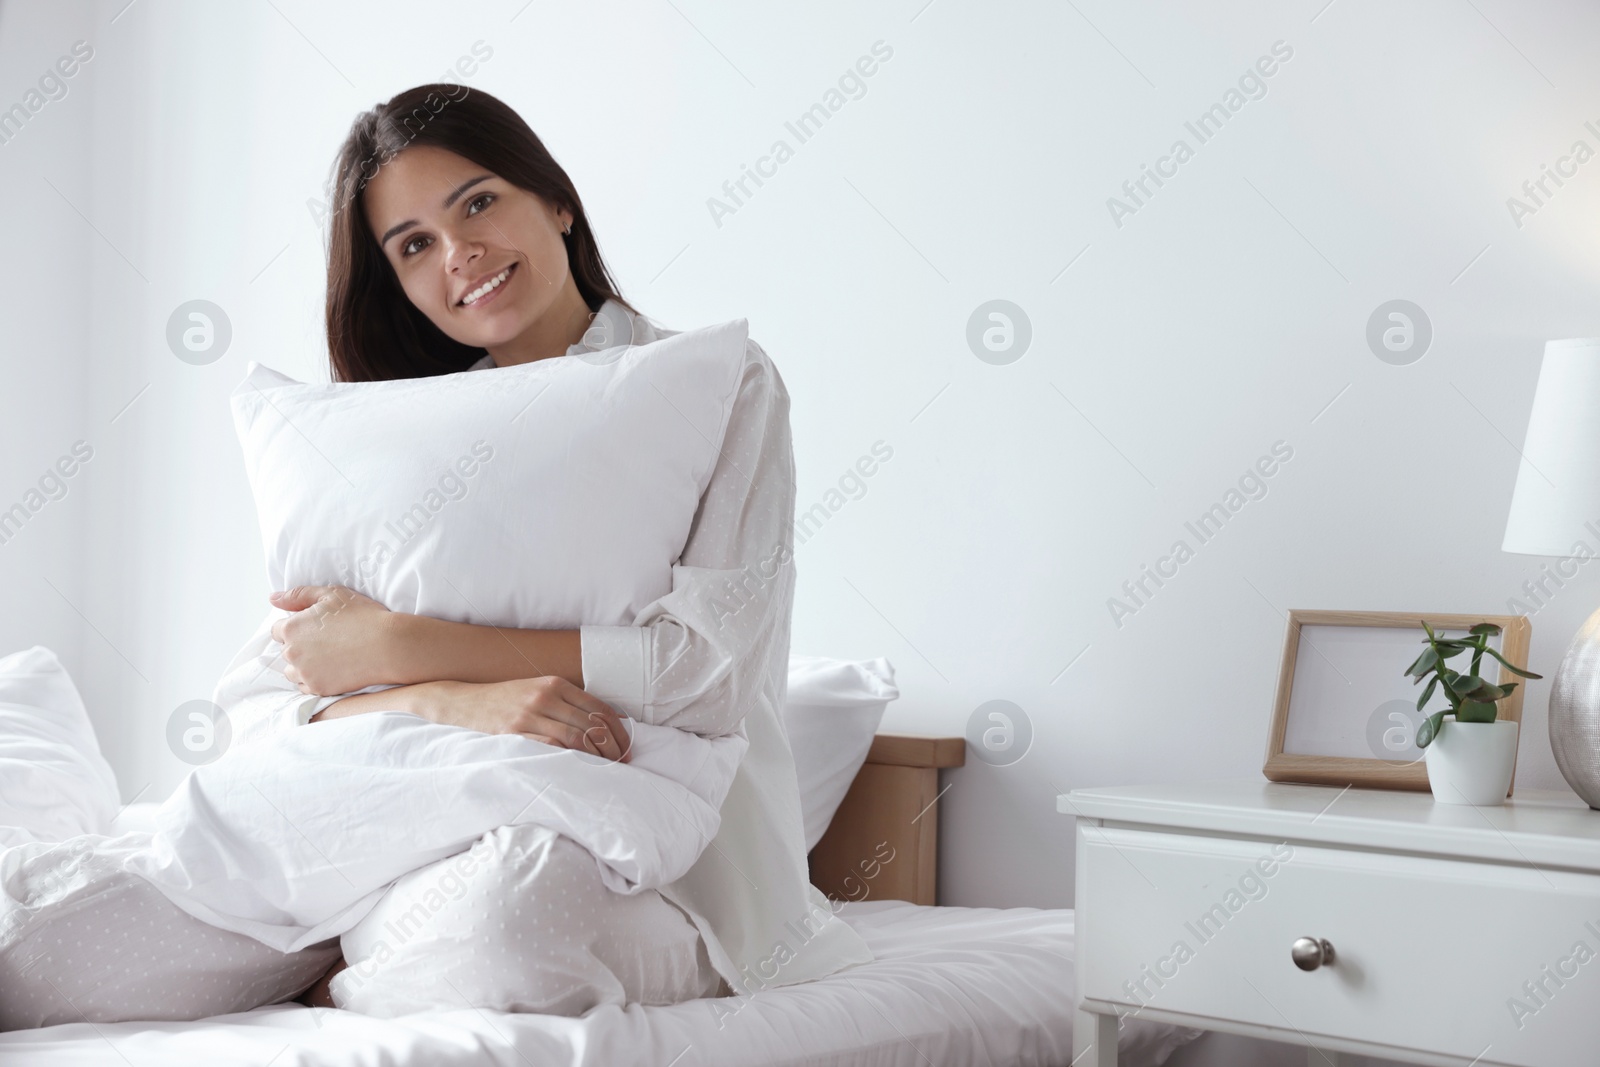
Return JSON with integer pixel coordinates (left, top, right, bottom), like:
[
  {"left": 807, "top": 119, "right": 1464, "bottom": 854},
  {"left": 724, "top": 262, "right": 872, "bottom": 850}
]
[{"left": 362, "top": 145, "right": 573, "bottom": 354}]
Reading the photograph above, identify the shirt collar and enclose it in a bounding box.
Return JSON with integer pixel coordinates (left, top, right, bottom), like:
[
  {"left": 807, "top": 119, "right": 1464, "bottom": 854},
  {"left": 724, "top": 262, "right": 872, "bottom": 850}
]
[{"left": 467, "top": 298, "right": 636, "bottom": 371}]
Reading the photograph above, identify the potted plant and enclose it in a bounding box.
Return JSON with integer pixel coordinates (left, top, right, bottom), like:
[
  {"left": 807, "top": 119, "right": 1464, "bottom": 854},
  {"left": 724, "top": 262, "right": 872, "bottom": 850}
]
[{"left": 1405, "top": 621, "right": 1541, "bottom": 806}]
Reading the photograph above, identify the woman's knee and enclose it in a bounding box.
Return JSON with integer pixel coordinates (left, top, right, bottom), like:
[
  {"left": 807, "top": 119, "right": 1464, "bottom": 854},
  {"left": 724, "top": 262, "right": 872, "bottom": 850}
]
[{"left": 333, "top": 825, "right": 714, "bottom": 1017}]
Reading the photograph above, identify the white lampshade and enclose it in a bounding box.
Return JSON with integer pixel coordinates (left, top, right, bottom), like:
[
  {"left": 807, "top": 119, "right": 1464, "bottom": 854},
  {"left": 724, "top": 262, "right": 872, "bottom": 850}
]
[{"left": 1502, "top": 337, "right": 1600, "bottom": 556}]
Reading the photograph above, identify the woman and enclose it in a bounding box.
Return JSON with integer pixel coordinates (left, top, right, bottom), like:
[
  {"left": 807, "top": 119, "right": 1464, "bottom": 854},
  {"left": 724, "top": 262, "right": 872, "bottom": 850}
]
[
  {"left": 228, "top": 83, "right": 872, "bottom": 1014},
  {"left": 0, "top": 83, "right": 867, "bottom": 1030}
]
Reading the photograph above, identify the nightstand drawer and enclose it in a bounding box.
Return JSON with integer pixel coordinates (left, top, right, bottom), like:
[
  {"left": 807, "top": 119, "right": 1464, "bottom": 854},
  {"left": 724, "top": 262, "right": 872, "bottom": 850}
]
[{"left": 1076, "top": 825, "right": 1600, "bottom": 1066}]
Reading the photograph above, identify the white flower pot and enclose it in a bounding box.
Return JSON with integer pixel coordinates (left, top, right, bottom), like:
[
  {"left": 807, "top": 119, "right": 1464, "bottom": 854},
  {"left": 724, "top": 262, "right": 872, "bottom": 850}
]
[{"left": 1424, "top": 719, "right": 1519, "bottom": 806}]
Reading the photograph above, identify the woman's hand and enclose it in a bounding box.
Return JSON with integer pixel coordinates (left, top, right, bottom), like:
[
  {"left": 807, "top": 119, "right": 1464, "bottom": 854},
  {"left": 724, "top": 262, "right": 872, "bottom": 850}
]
[
  {"left": 269, "top": 585, "right": 400, "bottom": 696},
  {"left": 409, "top": 677, "right": 632, "bottom": 763},
  {"left": 314, "top": 677, "right": 633, "bottom": 764}
]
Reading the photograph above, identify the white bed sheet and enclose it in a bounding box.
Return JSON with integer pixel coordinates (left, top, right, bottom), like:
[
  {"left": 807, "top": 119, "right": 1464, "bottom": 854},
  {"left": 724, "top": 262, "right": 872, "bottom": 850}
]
[{"left": 0, "top": 898, "right": 1198, "bottom": 1067}]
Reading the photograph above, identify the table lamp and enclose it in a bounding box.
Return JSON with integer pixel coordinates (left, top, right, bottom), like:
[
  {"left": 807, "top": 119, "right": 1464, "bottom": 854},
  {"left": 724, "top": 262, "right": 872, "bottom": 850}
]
[{"left": 1502, "top": 337, "right": 1600, "bottom": 809}]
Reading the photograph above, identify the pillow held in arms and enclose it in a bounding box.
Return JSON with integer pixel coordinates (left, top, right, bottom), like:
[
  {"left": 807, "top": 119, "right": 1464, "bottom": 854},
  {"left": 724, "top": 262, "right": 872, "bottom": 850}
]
[{"left": 229, "top": 319, "right": 748, "bottom": 630}]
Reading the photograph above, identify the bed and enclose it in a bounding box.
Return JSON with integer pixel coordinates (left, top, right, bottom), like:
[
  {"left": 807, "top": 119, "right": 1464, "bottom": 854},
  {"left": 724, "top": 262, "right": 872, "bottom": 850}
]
[{"left": 0, "top": 734, "right": 1202, "bottom": 1067}]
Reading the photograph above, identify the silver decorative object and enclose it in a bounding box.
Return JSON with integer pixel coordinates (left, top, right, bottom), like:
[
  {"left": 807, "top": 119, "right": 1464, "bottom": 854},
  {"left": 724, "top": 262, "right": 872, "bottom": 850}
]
[{"left": 1549, "top": 605, "right": 1600, "bottom": 810}]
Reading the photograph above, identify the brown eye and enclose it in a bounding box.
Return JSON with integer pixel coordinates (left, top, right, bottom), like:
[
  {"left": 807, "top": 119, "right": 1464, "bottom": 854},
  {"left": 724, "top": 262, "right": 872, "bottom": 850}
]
[
  {"left": 401, "top": 234, "right": 432, "bottom": 257},
  {"left": 467, "top": 193, "right": 495, "bottom": 215}
]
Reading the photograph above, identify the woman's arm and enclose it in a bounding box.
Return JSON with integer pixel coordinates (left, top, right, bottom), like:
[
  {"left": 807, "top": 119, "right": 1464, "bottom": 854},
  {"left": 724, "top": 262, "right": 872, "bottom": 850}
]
[
  {"left": 266, "top": 588, "right": 583, "bottom": 695},
  {"left": 213, "top": 610, "right": 629, "bottom": 761},
  {"left": 309, "top": 676, "right": 631, "bottom": 762},
  {"left": 389, "top": 618, "right": 583, "bottom": 688}
]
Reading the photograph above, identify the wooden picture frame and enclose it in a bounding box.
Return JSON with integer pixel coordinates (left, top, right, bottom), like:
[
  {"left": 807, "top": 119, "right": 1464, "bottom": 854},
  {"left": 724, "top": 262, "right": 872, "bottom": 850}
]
[{"left": 1262, "top": 610, "right": 1532, "bottom": 794}]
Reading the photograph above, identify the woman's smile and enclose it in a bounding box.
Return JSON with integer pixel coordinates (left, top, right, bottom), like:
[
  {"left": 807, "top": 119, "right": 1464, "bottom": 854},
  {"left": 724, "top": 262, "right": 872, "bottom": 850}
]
[{"left": 459, "top": 262, "right": 518, "bottom": 309}]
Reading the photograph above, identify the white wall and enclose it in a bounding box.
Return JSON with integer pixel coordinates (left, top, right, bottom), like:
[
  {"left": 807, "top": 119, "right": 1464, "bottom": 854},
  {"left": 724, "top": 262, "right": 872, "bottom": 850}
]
[
  {"left": 6, "top": 0, "right": 1600, "bottom": 910},
  {"left": 0, "top": 1, "right": 97, "bottom": 685}
]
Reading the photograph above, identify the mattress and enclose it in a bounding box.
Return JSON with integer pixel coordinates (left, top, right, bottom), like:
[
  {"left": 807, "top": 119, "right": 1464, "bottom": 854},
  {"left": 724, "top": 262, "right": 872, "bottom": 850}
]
[{"left": 0, "top": 897, "right": 1199, "bottom": 1067}]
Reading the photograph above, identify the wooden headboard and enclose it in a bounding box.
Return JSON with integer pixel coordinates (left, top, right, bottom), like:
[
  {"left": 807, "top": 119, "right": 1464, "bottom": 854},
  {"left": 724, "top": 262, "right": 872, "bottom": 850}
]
[{"left": 807, "top": 733, "right": 965, "bottom": 907}]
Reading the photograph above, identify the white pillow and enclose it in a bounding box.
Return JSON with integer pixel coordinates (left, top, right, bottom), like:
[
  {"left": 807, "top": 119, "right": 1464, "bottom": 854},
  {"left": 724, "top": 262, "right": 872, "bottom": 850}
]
[
  {"left": 0, "top": 645, "right": 120, "bottom": 846},
  {"left": 784, "top": 656, "right": 899, "bottom": 851},
  {"left": 228, "top": 320, "right": 748, "bottom": 629}
]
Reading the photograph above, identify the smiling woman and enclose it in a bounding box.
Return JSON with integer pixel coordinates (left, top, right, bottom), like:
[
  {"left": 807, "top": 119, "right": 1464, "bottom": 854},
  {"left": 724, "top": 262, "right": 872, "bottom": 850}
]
[
  {"left": 0, "top": 80, "right": 863, "bottom": 1027},
  {"left": 262, "top": 82, "right": 874, "bottom": 1015},
  {"left": 323, "top": 84, "right": 638, "bottom": 381}
]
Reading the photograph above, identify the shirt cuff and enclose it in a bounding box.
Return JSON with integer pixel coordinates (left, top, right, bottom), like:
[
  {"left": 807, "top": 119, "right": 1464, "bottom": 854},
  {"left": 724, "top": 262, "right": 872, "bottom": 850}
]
[{"left": 580, "top": 624, "right": 650, "bottom": 719}]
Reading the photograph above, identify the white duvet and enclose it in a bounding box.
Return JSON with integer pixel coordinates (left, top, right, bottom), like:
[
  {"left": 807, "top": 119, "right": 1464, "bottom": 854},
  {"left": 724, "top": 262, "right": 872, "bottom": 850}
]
[
  {"left": 118, "top": 711, "right": 745, "bottom": 954},
  {"left": 0, "top": 646, "right": 743, "bottom": 1027}
]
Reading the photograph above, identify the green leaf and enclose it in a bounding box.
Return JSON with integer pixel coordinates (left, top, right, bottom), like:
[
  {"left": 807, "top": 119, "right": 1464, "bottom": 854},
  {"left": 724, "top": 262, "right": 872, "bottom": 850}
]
[
  {"left": 1470, "top": 623, "right": 1501, "bottom": 636},
  {"left": 1422, "top": 620, "right": 1436, "bottom": 640},
  {"left": 1483, "top": 646, "right": 1543, "bottom": 679},
  {"left": 1407, "top": 648, "right": 1439, "bottom": 677},
  {"left": 1457, "top": 700, "right": 1498, "bottom": 723},
  {"left": 1416, "top": 711, "right": 1446, "bottom": 748},
  {"left": 1416, "top": 676, "right": 1439, "bottom": 710},
  {"left": 1499, "top": 682, "right": 1519, "bottom": 699},
  {"left": 1457, "top": 677, "right": 1508, "bottom": 701}
]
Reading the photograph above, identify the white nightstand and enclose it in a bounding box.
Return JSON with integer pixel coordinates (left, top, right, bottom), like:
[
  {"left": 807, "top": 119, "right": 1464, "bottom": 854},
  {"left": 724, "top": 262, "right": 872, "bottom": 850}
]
[{"left": 1061, "top": 779, "right": 1600, "bottom": 1067}]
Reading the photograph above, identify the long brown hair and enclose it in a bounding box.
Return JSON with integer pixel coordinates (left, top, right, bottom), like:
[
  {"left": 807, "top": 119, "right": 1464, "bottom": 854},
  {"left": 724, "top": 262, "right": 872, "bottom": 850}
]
[{"left": 323, "top": 84, "right": 636, "bottom": 382}]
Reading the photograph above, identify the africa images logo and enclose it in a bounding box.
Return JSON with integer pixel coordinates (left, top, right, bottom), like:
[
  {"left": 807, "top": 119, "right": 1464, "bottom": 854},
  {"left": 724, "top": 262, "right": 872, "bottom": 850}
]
[{"left": 707, "top": 41, "right": 894, "bottom": 227}]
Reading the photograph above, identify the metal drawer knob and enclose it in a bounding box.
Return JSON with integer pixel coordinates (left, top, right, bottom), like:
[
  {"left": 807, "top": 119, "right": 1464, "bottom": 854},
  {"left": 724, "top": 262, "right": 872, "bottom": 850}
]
[{"left": 1291, "top": 937, "right": 1335, "bottom": 971}]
